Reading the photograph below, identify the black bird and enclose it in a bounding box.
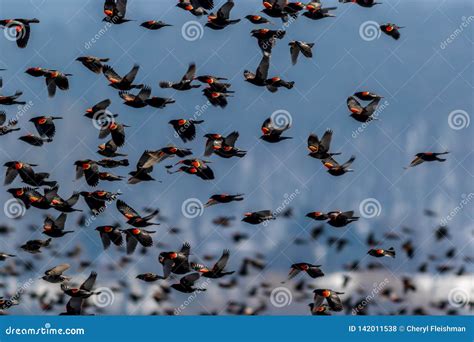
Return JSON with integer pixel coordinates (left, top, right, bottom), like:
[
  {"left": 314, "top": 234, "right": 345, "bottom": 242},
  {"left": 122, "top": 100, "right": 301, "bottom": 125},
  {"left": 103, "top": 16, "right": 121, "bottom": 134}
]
[
  {"left": 121, "top": 228, "right": 155, "bottom": 254},
  {"left": 347, "top": 96, "right": 381, "bottom": 122},
  {"left": 191, "top": 249, "right": 235, "bottom": 278},
  {"left": 322, "top": 156, "right": 355, "bottom": 176},
  {"left": 289, "top": 41, "right": 314, "bottom": 65},
  {"left": 140, "top": 20, "right": 172, "bottom": 30},
  {"left": 74, "top": 160, "right": 100, "bottom": 187},
  {"left": 103, "top": 64, "right": 142, "bottom": 90},
  {"left": 380, "top": 23, "right": 404, "bottom": 40},
  {"left": 205, "top": 193, "right": 244, "bottom": 207},
  {"left": 160, "top": 63, "right": 200, "bottom": 90},
  {"left": 242, "top": 210, "right": 275, "bottom": 225},
  {"left": 169, "top": 119, "right": 204, "bottom": 142},
  {"left": 159, "top": 242, "right": 192, "bottom": 278},
  {"left": 312, "top": 289, "right": 344, "bottom": 311},
  {"left": 307, "top": 130, "right": 340, "bottom": 159},
  {"left": 95, "top": 225, "right": 123, "bottom": 250},
  {"left": 405, "top": 152, "right": 449, "bottom": 168},
  {"left": 284, "top": 263, "right": 324, "bottom": 282},
  {"left": 251, "top": 29, "right": 285, "bottom": 55},
  {"left": 103, "top": 0, "right": 131, "bottom": 24},
  {"left": 206, "top": 0, "right": 240, "bottom": 30},
  {"left": 29, "top": 116, "right": 62, "bottom": 140},
  {"left": 260, "top": 117, "right": 292, "bottom": 143},
  {"left": 368, "top": 247, "right": 396, "bottom": 258},
  {"left": 0, "top": 111, "right": 19, "bottom": 136},
  {"left": 116, "top": 200, "right": 159, "bottom": 227},
  {"left": 339, "top": 0, "right": 381, "bottom": 8},
  {"left": 244, "top": 54, "right": 270, "bottom": 87},
  {"left": 303, "top": 3, "right": 337, "bottom": 20},
  {"left": 42, "top": 213, "right": 73, "bottom": 238},
  {"left": 0, "top": 18, "right": 40, "bottom": 48},
  {"left": 177, "top": 0, "right": 214, "bottom": 16},
  {"left": 42, "top": 264, "right": 71, "bottom": 283},
  {"left": 21, "top": 238, "right": 51, "bottom": 254},
  {"left": 171, "top": 273, "right": 206, "bottom": 293},
  {"left": 76, "top": 56, "right": 109, "bottom": 73}
]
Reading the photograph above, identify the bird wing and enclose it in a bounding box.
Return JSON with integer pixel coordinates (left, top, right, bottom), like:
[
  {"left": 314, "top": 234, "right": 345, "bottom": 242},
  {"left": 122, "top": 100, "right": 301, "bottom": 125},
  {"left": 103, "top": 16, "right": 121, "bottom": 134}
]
[
  {"left": 46, "top": 263, "right": 70, "bottom": 276},
  {"left": 123, "top": 64, "right": 139, "bottom": 84},
  {"left": 182, "top": 63, "right": 196, "bottom": 81},
  {"left": 256, "top": 55, "right": 270, "bottom": 81},
  {"left": 320, "top": 129, "right": 333, "bottom": 151},
  {"left": 290, "top": 44, "right": 300, "bottom": 65},
  {"left": 80, "top": 271, "right": 97, "bottom": 291},
  {"left": 217, "top": 0, "right": 234, "bottom": 19},
  {"left": 212, "top": 249, "right": 230, "bottom": 273},
  {"left": 116, "top": 200, "right": 140, "bottom": 219}
]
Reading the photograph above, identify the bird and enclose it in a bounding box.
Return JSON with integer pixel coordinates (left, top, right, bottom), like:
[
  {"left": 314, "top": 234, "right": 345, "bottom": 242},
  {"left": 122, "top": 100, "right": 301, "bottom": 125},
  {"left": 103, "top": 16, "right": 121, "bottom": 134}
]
[
  {"left": 368, "top": 247, "right": 396, "bottom": 258},
  {"left": 25, "top": 68, "right": 71, "bottom": 98},
  {"left": 307, "top": 130, "right": 340, "bottom": 159},
  {"left": 205, "top": 193, "right": 244, "bottom": 207},
  {"left": 0, "top": 18, "right": 40, "bottom": 48},
  {"left": 339, "top": 0, "right": 381, "bottom": 7},
  {"left": 21, "top": 238, "right": 51, "bottom": 254},
  {"left": 119, "top": 86, "right": 151, "bottom": 108},
  {"left": 168, "top": 158, "right": 215, "bottom": 180},
  {"left": 136, "top": 273, "right": 163, "bottom": 282},
  {"left": 380, "top": 23, "right": 404, "bottom": 40},
  {"left": 289, "top": 41, "right": 314, "bottom": 65},
  {"left": 251, "top": 29, "right": 286, "bottom": 55},
  {"left": 171, "top": 273, "right": 206, "bottom": 293},
  {"left": 260, "top": 117, "right": 292, "bottom": 142},
  {"left": 160, "top": 63, "right": 200, "bottom": 90},
  {"left": 244, "top": 54, "right": 270, "bottom": 87},
  {"left": 326, "top": 210, "right": 359, "bottom": 227},
  {"left": 80, "top": 190, "right": 121, "bottom": 215},
  {"left": 140, "top": 20, "right": 172, "bottom": 30},
  {"left": 177, "top": 0, "right": 214, "bottom": 16},
  {"left": 244, "top": 15, "right": 272, "bottom": 25},
  {"left": 103, "top": 0, "right": 131, "bottom": 24},
  {"left": 405, "top": 152, "right": 449, "bottom": 168},
  {"left": 138, "top": 146, "right": 192, "bottom": 169},
  {"left": 353, "top": 91, "right": 383, "bottom": 101},
  {"left": 29, "top": 116, "right": 62, "bottom": 140},
  {"left": 322, "top": 155, "right": 355, "bottom": 176},
  {"left": 103, "top": 64, "right": 142, "bottom": 90},
  {"left": 74, "top": 160, "right": 100, "bottom": 187},
  {"left": 116, "top": 200, "right": 159, "bottom": 227},
  {"left": 42, "top": 264, "right": 71, "bottom": 283},
  {"left": 283, "top": 263, "right": 324, "bottom": 282},
  {"left": 75, "top": 56, "right": 109, "bottom": 73},
  {"left": 169, "top": 119, "right": 204, "bottom": 142},
  {"left": 302, "top": 3, "right": 337, "bottom": 20},
  {"left": 0, "top": 82, "right": 26, "bottom": 105},
  {"left": 158, "top": 242, "right": 192, "bottom": 278},
  {"left": 242, "top": 210, "right": 275, "bottom": 225},
  {"left": 191, "top": 249, "right": 235, "bottom": 278},
  {"left": 42, "top": 213, "right": 73, "bottom": 238},
  {"left": 347, "top": 96, "right": 381, "bottom": 122},
  {"left": 203, "top": 132, "right": 246, "bottom": 158},
  {"left": 121, "top": 228, "right": 156, "bottom": 254},
  {"left": 95, "top": 225, "right": 123, "bottom": 250},
  {"left": 312, "top": 289, "right": 344, "bottom": 311},
  {"left": 0, "top": 111, "right": 19, "bottom": 136},
  {"left": 206, "top": 0, "right": 240, "bottom": 30}
]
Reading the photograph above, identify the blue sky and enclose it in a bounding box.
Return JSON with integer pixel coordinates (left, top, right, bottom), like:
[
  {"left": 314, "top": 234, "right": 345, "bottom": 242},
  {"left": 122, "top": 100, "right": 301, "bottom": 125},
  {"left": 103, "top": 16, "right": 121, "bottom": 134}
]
[{"left": 0, "top": 0, "right": 472, "bottom": 315}]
